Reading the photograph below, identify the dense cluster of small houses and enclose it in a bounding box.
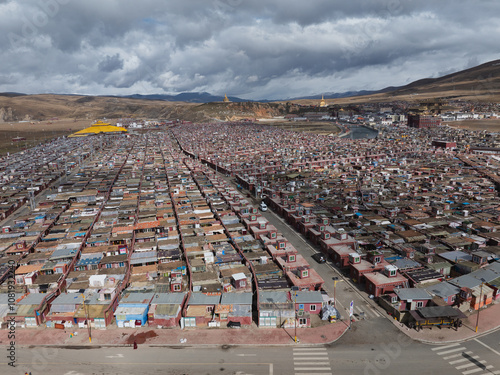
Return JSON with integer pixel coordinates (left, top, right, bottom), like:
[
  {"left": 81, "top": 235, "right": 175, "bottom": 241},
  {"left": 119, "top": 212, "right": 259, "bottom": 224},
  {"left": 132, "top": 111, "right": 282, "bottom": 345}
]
[{"left": 0, "top": 118, "right": 500, "bottom": 332}]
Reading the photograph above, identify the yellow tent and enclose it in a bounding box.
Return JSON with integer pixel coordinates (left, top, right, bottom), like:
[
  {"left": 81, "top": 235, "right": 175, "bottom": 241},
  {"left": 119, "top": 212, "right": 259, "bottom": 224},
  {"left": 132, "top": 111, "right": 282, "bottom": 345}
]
[{"left": 69, "top": 121, "right": 127, "bottom": 137}]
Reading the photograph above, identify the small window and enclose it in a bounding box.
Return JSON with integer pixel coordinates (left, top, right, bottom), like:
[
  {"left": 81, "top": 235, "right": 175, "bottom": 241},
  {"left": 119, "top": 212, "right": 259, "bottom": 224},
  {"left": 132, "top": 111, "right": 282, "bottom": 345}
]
[
  {"left": 390, "top": 270, "right": 396, "bottom": 277},
  {"left": 173, "top": 284, "right": 181, "bottom": 291},
  {"left": 374, "top": 256, "right": 381, "bottom": 263},
  {"left": 289, "top": 255, "right": 295, "bottom": 262},
  {"left": 302, "top": 270, "right": 309, "bottom": 277},
  {"left": 206, "top": 306, "right": 213, "bottom": 313},
  {"left": 271, "top": 232, "right": 277, "bottom": 238},
  {"left": 391, "top": 296, "right": 398, "bottom": 304},
  {"left": 299, "top": 318, "right": 307, "bottom": 325},
  {"left": 104, "top": 293, "right": 111, "bottom": 300},
  {"left": 416, "top": 301, "right": 424, "bottom": 308},
  {"left": 279, "top": 242, "right": 285, "bottom": 249},
  {"left": 310, "top": 304, "right": 316, "bottom": 311},
  {"left": 451, "top": 296, "right": 456, "bottom": 302}
]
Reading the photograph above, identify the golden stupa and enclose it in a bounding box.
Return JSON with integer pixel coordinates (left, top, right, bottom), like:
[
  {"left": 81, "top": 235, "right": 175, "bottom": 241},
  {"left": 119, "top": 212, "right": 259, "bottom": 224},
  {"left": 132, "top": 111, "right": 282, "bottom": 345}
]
[
  {"left": 223, "top": 94, "right": 231, "bottom": 103},
  {"left": 319, "top": 95, "right": 327, "bottom": 107}
]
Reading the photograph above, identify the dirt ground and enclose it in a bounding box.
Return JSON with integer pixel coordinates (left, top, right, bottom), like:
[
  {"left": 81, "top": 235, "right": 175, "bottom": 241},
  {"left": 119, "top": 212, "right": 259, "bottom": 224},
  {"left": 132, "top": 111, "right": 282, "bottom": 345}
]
[
  {"left": 0, "top": 118, "right": 113, "bottom": 155},
  {"left": 264, "top": 121, "right": 341, "bottom": 135},
  {"left": 444, "top": 118, "right": 500, "bottom": 132}
]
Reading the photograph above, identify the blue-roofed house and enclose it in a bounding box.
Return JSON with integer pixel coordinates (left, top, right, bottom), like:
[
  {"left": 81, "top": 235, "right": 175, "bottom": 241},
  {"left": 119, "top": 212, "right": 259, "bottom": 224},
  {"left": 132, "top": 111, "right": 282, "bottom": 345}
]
[{"left": 114, "top": 291, "right": 154, "bottom": 328}]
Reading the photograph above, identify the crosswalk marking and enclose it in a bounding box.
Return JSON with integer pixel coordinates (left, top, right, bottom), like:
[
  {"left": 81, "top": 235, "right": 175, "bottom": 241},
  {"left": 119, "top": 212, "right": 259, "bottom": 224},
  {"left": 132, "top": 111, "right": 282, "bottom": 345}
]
[
  {"left": 294, "top": 367, "right": 332, "bottom": 371},
  {"left": 443, "top": 351, "right": 473, "bottom": 360},
  {"left": 348, "top": 304, "right": 381, "bottom": 319},
  {"left": 292, "top": 362, "right": 330, "bottom": 365},
  {"left": 462, "top": 366, "right": 493, "bottom": 375},
  {"left": 456, "top": 360, "right": 486, "bottom": 369},
  {"left": 293, "top": 347, "right": 331, "bottom": 375},
  {"left": 432, "top": 343, "right": 460, "bottom": 351},
  {"left": 449, "top": 355, "right": 479, "bottom": 365},
  {"left": 366, "top": 306, "right": 381, "bottom": 317},
  {"left": 293, "top": 348, "right": 326, "bottom": 351},
  {"left": 436, "top": 347, "right": 466, "bottom": 355},
  {"left": 433, "top": 343, "right": 499, "bottom": 375}
]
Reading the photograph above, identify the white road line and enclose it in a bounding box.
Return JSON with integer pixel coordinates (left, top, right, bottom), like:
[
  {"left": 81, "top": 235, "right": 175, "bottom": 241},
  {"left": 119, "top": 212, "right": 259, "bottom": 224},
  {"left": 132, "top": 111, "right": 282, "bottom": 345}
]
[
  {"left": 449, "top": 356, "right": 479, "bottom": 365},
  {"left": 293, "top": 348, "right": 327, "bottom": 351},
  {"left": 462, "top": 366, "right": 493, "bottom": 375},
  {"left": 294, "top": 367, "right": 332, "bottom": 371},
  {"left": 432, "top": 343, "right": 461, "bottom": 351},
  {"left": 293, "top": 362, "right": 331, "bottom": 365},
  {"left": 474, "top": 338, "right": 500, "bottom": 356},
  {"left": 456, "top": 360, "right": 486, "bottom": 369},
  {"left": 269, "top": 363, "right": 273, "bottom": 375},
  {"left": 366, "top": 306, "right": 381, "bottom": 317},
  {"left": 294, "top": 357, "right": 331, "bottom": 361},
  {"left": 295, "top": 373, "right": 332, "bottom": 375},
  {"left": 293, "top": 352, "right": 329, "bottom": 356},
  {"left": 443, "top": 351, "right": 473, "bottom": 360},
  {"left": 355, "top": 306, "right": 363, "bottom": 313},
  {"left": 436, "top": 347, "right": 466, "bottom": 355}
]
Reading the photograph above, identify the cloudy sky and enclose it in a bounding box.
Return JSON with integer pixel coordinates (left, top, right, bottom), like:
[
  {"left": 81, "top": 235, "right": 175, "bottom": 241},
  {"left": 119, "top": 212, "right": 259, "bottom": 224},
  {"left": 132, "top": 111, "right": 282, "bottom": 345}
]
[{"left": 0, "top": 0, "right": 498, "bottom": 100}]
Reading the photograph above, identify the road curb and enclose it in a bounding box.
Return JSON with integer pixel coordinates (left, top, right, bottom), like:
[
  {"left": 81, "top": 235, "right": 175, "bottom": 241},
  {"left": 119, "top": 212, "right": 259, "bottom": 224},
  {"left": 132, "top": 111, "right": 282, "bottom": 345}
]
[{"left": 387, "top": 310, "right": 500, "bottom": 345}]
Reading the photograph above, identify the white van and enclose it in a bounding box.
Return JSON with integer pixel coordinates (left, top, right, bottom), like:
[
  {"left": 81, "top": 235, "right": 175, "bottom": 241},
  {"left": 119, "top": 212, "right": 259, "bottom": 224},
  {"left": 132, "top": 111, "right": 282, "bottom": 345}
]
[{"left": 259, "top": 202, "right": 268, "bottom": 212}]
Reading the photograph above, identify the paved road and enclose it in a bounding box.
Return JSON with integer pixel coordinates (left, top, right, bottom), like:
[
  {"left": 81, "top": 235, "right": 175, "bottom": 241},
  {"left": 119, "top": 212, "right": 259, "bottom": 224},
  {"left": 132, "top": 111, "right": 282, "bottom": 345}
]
[
  {"left": 6, "top": 327, "right": 499, "bottom": 375},
  {"left": 260, "top": 208, "right": 385, "bottom": 324}
]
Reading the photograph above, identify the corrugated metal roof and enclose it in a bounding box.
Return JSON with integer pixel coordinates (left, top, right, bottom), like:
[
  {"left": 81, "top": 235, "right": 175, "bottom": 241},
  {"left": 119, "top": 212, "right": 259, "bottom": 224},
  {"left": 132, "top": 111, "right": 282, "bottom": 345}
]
[
  {"left": 221, "top": 292, "right": 252, "bottom": 305},
  {"left": 151, "top": 293, "right": 186, "bottom": 305}
]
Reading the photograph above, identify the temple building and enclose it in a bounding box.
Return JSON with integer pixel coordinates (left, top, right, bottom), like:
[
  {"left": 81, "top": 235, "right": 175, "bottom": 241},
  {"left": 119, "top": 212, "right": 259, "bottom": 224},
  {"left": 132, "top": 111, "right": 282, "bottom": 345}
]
[{"left": 69, "top": 121, "right": 128, "bottom": 137}]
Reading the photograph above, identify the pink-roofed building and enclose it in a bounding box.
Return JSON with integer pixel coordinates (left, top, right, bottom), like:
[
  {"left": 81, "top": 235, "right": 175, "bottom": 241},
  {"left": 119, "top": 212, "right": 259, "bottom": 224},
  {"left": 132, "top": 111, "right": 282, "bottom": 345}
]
[
  {"left": 320, "top": 231, "right": 356, "bottom": 255},
  {"left": 350, "top": 250, "right": 389, "bottom": 284},
  {"left": 276, "top": 253, "right": 310, "bottom": 272},
  {"left": 286, "top": 266, "right": 324, "bottom": 291},
  {"left": 330, "top": 245, "right": 356, "bottom": 268},
  {"left": 265, "top": 242, "right": 298, "bottom": 260},
  {"left": 364, "top": 266, "right": 409, "bottom": 297},
  {"left": 250, "top": 220, "right": 278, "bottom": 241}
]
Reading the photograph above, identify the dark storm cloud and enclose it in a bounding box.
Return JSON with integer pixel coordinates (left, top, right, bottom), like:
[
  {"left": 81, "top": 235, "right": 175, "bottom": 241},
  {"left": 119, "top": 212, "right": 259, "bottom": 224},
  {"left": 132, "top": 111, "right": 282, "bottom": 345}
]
[
  {"left": 98, "top": 54, "right": 124, "bottom": 73},
  {"left": 0, "top": 0, "right": 498, "bottom": 99}
]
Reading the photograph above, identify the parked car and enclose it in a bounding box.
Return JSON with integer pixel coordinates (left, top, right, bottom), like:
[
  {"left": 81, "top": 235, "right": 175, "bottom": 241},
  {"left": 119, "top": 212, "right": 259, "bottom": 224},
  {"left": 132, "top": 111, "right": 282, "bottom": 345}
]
[
  {"left": 227, "top": 321, "right": 241, "bottom": 329},
  {"left": 312, "top": 253, "right": 326, "bottom": 263},
  {"left": 259, "top": 202, "right": 268, "bottom": 211}
]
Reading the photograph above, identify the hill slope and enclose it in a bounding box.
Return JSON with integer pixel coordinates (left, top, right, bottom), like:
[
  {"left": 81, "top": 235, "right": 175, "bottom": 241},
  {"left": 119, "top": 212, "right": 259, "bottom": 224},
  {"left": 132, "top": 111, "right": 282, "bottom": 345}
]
[{"left": 0, "top": 94, "right": 286, "bottom": 123}]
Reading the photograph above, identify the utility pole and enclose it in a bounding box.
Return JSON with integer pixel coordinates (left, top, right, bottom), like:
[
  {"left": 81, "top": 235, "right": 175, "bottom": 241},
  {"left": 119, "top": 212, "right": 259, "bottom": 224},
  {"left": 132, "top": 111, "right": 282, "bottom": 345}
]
[
  {"left": 475, "top": 278, "right": 486, "bottom": 333},
  {"left": 332, "top": 277, "right": 341, "bottom": 309},
  {"left": 81, "top": 294, "right": 92, "bottom": 343},
  {"left": 292, "top": 286, "right": 299, "bottom": 343}
]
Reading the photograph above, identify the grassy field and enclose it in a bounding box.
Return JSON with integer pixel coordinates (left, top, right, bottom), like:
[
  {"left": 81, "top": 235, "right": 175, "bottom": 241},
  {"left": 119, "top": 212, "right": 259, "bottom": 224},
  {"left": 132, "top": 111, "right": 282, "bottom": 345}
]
[
  {"left": 0, "top": 118, "right": 98, "bottom": 155},
  {"left": 444, "top": 118, "right": 500, "bottom": 132},
  {"left": 262, "top": 121, "right": 342, "bottom": 135}
]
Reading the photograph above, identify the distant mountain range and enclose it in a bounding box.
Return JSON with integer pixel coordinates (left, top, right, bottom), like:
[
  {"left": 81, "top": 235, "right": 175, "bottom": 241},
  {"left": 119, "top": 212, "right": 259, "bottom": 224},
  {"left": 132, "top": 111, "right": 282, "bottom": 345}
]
[
  {"left": 1, "top": 58, "right": 500, "bottom": 122},
  {"left": 120, "top": 92, "right": 250, "bottom": 103},
  {"left": 120, "top": 90, "right": 389, "bottom": 103}
]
